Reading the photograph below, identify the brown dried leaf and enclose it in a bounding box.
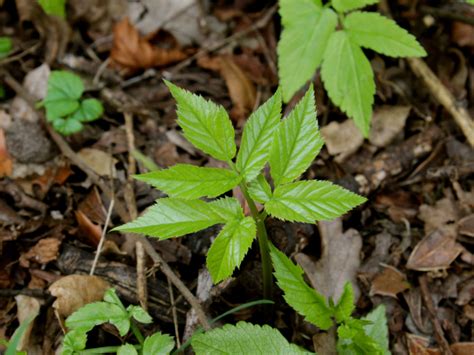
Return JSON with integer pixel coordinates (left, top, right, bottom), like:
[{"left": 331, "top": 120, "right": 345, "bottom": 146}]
[
  {"left": 110, "top": 17, "right": 187, "bottom": 71},
  {"left": 19, "top": 238, "right": 61, "bottom": 267},
  {"left": 369, "top": 105, "right": 410, "bottom": 147},
  {"left": 452, "top": 22, "right": 474, "bottom": 48},
  {"left": 418, "top": 197, "right": 459, "bottom": 234},
  {"left": 0, "top": 129, "right": 13, "bottom": 177},
  {"left": 407, "top": 226, "right": 464, "bottom": 271},
  {"left": 77, "top": 148, "right": 117, "bottom": 178},
  {"left": 370, "top": 264, "right": 410, "bottom": 298},
  {"left": 295, "top": 219, "right": 362, "bottom": 302},
  {"left": 75, "top": 210, "right": 102, "bottom": 246},
  {"left": 458, "top": 214, "right": 474, "bottom": 237},
  {"left": 406, "top": 334, "right": 441, "bottom": 355},
  {"left": 451, "top": 343, "right": 474, "bottom": 355},
  {"left": 49, "top": 274, "right": 110, "bottom": 317},
  {"left": 320, "top": 120, "right": 364, "bottom": 162},
  {"left": 14, "top": 295, "right": 40, "bottom": 353}
]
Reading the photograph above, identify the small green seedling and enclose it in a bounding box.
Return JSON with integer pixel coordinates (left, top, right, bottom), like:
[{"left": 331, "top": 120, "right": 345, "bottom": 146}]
[
  {"left": 115, "top": 82, "right": 366, "bottom": 302},
  {"left": 0, "top": 314, "right": 37, "bottom": 355},
  {"left": 40, "top": 71, "right": 104, "bottom": 135},
  {"left": 270, "top": 245, "right": 390, "bottom": 354},
  {"left": 62, "top": 288, "right": 174, "bottom": 355},
  {"left": 277, "top": 0, "right": 426, "bottom": 136},
  {"left": 0, "top": 36, "right": 12, "bottom": 98},
  {"left": 38, "top": 0, "right": 66, "bottom": 18}
]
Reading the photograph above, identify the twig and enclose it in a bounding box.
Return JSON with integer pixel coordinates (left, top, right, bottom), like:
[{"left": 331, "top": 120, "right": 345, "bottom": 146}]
[
  {"left": 136, "top": 241, "right": 148, "bottom": 311},
  {"left": 167, "top": 277, "right": 181, "bottom": 347},
  {"left": 407, "top": 57, "right": 474, "bottom": 147},
  {"left": 420, "top": 5, "right": 474, "bottom": 26},
  {"left": 90, "top": 199, "right": 115, "bottom": 275},
  {"left": 0, "top": 289, "right": 49, "bottom": 298},
  {"left": 419, "top": 275, "right": 453, "bottom": 355}
]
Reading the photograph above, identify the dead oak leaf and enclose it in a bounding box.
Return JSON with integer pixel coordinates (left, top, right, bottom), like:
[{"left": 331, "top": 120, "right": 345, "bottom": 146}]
[
  {"left": 20, "top": 238, "right": 61, "bottom": 267},
  {"left": 110, "top": 17, "right": 187, "bottom": 71},
  {"left": 370, "top": 264, "right": 410, "bottom": 298}
]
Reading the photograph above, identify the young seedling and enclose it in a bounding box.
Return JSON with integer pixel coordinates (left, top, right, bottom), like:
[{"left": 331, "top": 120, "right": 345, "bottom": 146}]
[
  {"left": 277, "top": 0, "right": 426, "bottom": 136},
  {"left": 0, "top": 37, "right": 12, "bottom": 98},
  {"left": 115, "top": 82, "right": 366, "bottom": 302},
  {"left": 270, "top": 245, "right": 390, "bottom": 354},
  {"left": 39, "top": 71, "right": 104, "bottom": 135}
]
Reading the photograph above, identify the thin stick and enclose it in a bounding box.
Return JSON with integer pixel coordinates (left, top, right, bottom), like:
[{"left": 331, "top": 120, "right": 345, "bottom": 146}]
[
  {"left": 90, "top": 199, "right": 115, "bottom": 275},
  {"left": 407, "top": 57, "right": 474, "bottom": 147},
  {"left": 136, "top": 241, "right": 148, "bottom": 311},
  {"left": 167, "top": 277, "right": 181, "bottom": 348}
]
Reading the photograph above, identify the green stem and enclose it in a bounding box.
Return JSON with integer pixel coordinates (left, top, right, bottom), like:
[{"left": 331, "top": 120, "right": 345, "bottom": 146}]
[{"left": 131, "top": 322, "right": 145, "bottom": 345}]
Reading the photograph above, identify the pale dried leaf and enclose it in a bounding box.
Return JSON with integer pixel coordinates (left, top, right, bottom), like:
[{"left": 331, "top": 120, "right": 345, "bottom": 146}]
[
  {"left": 14, "top": 295, "right": 41, "bottom": 352},
  {"left": 77, "top": 148, "right": 117, "bottom": 177},
  {"left": 49, "top": 274, "right": 110, "bottom": 317},
  {"left": 369, "top": 105, "right": 410, "bottom": 147},
  {"left": 321, "top": 120, "right": 364, "bottom": 162},
  {"left": 418, "top": 197, "right": 459, "bottom": 234},
  {"left": 19, "top": 238, "right": 61, "bottom": 267}
]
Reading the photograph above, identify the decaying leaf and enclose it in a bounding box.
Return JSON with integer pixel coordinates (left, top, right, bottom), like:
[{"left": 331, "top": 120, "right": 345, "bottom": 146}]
[
  {"left": 418, "top": 197, "right": 459, "bottom": 234},
  {"left": 320, "top": 119, "right": 364, "bottom": 162},
  {"left": 458, "top": 214, "right": 474, "bottom": 238},
  {"left": 369, "top": 105, "right": 410, "bottom": 147},
  {"left": 198, "top": 55, "right": 256, "bottom": 123},
  {"left": 19, "top": 238, "right": 61, "bottom": 267},
  {"left": 0, "top": 129, "right": 13, "bottom": 177},
  {"left": 49, "top": 274, "right": 110, "bottom": 317},
  {"left": 14, "top": 295, "right": 41, "bottom": 353},
  {"left": 407, "top": 225, "right": 464, "bottom": 271},
  {"left": 75, "top": 210, "right": 102, "bottom": 246},
  {"left": 370, "top": 264, "right": 410, "bottom": 298},
  {"left": 77, "top": 148, "right": 117, "bottom": 177},
  {"left": 295, "top": 218, "right": 362, "bottom": 302},
  {"left": 110, "top": 17, "right": 187, "bottom": 72}
]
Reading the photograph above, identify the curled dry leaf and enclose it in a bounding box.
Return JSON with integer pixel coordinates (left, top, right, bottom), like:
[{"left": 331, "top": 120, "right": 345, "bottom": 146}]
[
  {"left": 198, "top": 55, "right": 256, "bottom": 123},
  {"left": 369, "top": 105, "right": 410, "bottom": 147},
  {"left": 75, "top": 210, "right": 102, "bottom": 246},
  {"left": 49, "top": 274, "right": 110, "bottom": 317},
  {"left": 320, "top": 119, "right": 364, "bottom": 163},
  {"left": 110, "top": 17, "right": 187, "bottom": 72},
  {"left": 370, "top": 264, "right": 410, "bottom": 298},
  {"left": 295, "top": 218, "right": 362, "bottom": 302},
  {"left": 19, "top": 238, "right": 61, "bottom": 267},
  {"left": 407, "top": 225, "right": 464, "bottom": 271}
]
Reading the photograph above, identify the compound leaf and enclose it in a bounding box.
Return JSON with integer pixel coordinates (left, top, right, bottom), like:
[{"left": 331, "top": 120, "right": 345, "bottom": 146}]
[
  {"left": 265, "top": 180, "right": 367, "bottom": 223},
  {"left": 127, "top": 305, "right": 153, "bottom": 324},
  {"left": 345, "top": 11, "right": 426, "bottom": 57},
  {"left": 208, "top": 197, "right": 245, "bottom": 222},
  {"left": 207, "top": 217, "right": 256, "bottom": 283},
  {"left": 165, "top": 81, "right": 236, "bottom": 161},
  {"left": 332, "top": 0, "right": 378, "bottom": 13},
  {"left": 143, "top": 332, "right": 175, "bottom": 355},
  {"left": 248, "top": 174, "right": 273, "bottom": 204},
  {"left": 278, "top": 1, "right": 337, "bottom": 102},
  {"left": 321, "top": 31, "right": 375, "bottom": 136},
  {"left": 62, "top": 329, "right": 88, "bottom": 355},
  {"left": 191, "top": 321, "right": 312, "bottom": 354},
  {"left": 236, "top": 90, "right": 281, "bottom": 181},
  {"left": 135, "top": 165, "right": 241, "bottom": 199},
  {"left": 268, "top": 85, "right": 323, "bottom": 186},
  {"left": 70, "top": 98, "right": 104, "bottom": 122},
  {"left": 52, "top": 118, "right": 83, "bottom": 135},
  {"left": 334, "top": 283, "right": 355, "bottom": 323},
  {"left": 362, "top": 305, "right": 390, "bottom": 354},
  {"left": 270, "top": 244, "right": 334, "bottom": 330},
  {"left": 113, "top": 198, "right": 224, "bottom": 239}
]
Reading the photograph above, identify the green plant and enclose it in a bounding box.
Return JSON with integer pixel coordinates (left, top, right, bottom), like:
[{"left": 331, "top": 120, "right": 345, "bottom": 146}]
[
  {"left": 0, "top": 36, "right": 12, "bottom": 98},
  {"left": 270, "top": 245, "right": 390, "bottom": 354},
  {"left": 1, "top": 314, "right": 37, "bottom": 355},
  {"left": 277, "top": 0, "right": 426, "bottom": 136},
  {"left": 39, "top": 71, "right": 104, "bottom": 135},
  {"left": 38, "top": 0, "right": 66, "bottom": 18},
  {"left": 115, "top": 82, "right": 366, "bottom": 302}
]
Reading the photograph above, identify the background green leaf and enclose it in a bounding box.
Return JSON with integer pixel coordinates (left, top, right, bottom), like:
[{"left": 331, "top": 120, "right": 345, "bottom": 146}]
[
  {"left": 268, "top": 85, "right": 323, "bottom": 186},
  {"left": 165, "top": 81, "right": 236, "bottom": 161},
  {"left": 362, "top": 305, "right": 390, "bottom": 354},
  {"left": 135, "top": 165, "right": 240, "bottom": 199},
  {"left": 321, "top": 31, "right": 375, "bottom": 136},
  {"left": 265, "top": 180, "right": 366, "bottom": 223},
  {"left": 236, "top": 90, "right": 281, "bottom": 181},
  {"left": 270, "top": 244, "right": 334, "bottom": 330},
  {"left": 0, "top": 37, "right": 12, "bottom": 59},
  {"left": 127, "top": 305, "right": 153, "bottom": 324},
  {"left": 117, "top": 343, "right": 138, "bottom": 355},
  {"left": 143, "top": 332, "right": 175, "bottom": 355},
  {"left": 278, "top": 0, "right": 337, "bottom": 102},
  {"left": 332, "top": 0, "right": 378, "bottom": 13},
  {"left": 52, "top": 117, "right": 83, "bottom": 135},
  {"left": 207, "top": 217, "right": 256, "bottom": 283},
  {"left": 345, "top": 12, "right": 426, "bottom": 57},
  {"left": 38, "top": 0, "right": 66, "bottom": 18},
  {"left": 191, "top": 321, "right": 312, "bottom": 354},
  {"left": 70, "top": 98, "right": 104, "bottom": 122},
  {"left": 113, "top": 198, "right": 224, "bottom": 239}
]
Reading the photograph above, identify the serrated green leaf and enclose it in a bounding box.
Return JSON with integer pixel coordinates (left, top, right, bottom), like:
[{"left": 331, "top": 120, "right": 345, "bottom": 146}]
[
  {"left": 337, "top": 318, "right": 385, "bottom": 355},
  {"left": 135, "top": 165, "right": 241, "bottom": 199},
  {"left": 65, "top": 302, "right": 130, "bottom": 336},
  {"left": 334, "top": 283, "right": 355, "bottom": 323},
  {"left": 143, "top": 332, "right": 175, "bottom": 355},
  {"left": 270, "top": 244, "right": 334, "bottom": 330},
  {"left": 362, "top": 305, "right": 390, "bottom": 355},
  {"left": 268, "top": 85, "right": 324, "bottom": 186},
  {"left": 321, "top": 31, "right": 375, "bottom": 136},
  {"left": 236, "top": 90, "right": 281, "bottom": 180},
  {"left": 38, "top": 0, "right": 66, "bottom": 18},
  {"left": 248, "top": 174, "right": 272, "bottom": 204},
  {"left": 52, "top": 117, "right": 83, "bottom": 135},
  {"left": 70, "top": 98, "right": 104, "bottom": 122},
  {"left": 117, "top": 343, "right": 138, "bottom": 355},
  {"left": 61, "top": 329, "right": 88, "bottom": 355},
  {"left": 165, "top": 81, "right": 236, "bottom": 161},
  {"left": 191, "top": 321, "right": 312, "bottom": 354},
  {"left": 127, "top": 305, "right": 153, "bottom": 324},
  {"left": 265, "top": 180, "right": 366, "bottom": 223},
  {"left": 0, "top": 37, "right": 12, "bottom": 59},
  {"left": 332, "top": 0, "right": 378, "bottom": 12},
  {"left": 103, "top": 288, "right": 124, "bottom": 308},
  {"left": 208, "top": 197, "right": 245, "bottom": 222},
  {"left": 207, "top": 217, "right": 256, "bottom": 283},
  {"left": 278, "top": 1, "right": 337, "bottom": 102},
  {"left": 345, "top": 12, "right": 426, "bottom": 57},
  {"left": 113, "top": 198, "right": 224, "bottom": 239}
]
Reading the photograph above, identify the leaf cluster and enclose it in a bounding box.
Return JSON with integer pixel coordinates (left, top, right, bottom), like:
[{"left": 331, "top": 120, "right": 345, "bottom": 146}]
[
  {"left": 269, "top": 245, "right": 390, "bottom": 354},
  {"left": 40, "top": 71, "right": 104, "bottom": 135},
  {"left": 115, "top": 82, "right": 366, "bottom": 284},
  {"left": 62, "top": 289, "right": 174, "bottom": 355},
  {"left": 277, "top": 0, "right": 426, "bottom": 135}
]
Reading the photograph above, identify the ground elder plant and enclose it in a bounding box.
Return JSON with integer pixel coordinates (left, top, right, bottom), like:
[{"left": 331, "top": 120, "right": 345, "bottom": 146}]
[
  {"left": 115, "top": 81, "right": 366, "bottom": 302},
  {"left": 38, "top": 71, "right": 104, "bottom": 135},
  {"left": 277, "top": 0, "right": 426, "bottom": 136}
]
